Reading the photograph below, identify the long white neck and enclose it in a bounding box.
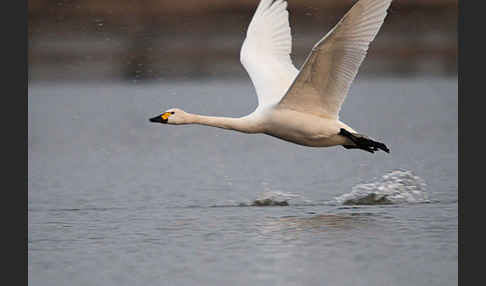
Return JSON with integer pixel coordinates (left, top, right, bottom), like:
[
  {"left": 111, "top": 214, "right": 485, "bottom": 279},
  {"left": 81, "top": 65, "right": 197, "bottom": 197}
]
[{"left": 187, "top": 113, "right": 262, "bottom": 134}]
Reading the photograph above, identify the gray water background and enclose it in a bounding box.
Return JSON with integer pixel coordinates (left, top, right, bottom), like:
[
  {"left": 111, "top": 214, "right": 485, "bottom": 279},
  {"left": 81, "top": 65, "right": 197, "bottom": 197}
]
[{"left": 28, "top": 77, "right": 457, "bottom": 285}]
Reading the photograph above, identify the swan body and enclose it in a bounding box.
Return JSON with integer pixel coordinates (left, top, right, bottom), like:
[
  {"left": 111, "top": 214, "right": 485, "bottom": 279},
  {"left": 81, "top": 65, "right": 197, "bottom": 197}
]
[
  {"left": 150, "top": 0, "right": 392, "bottom": 153},
  {"left": 263, "top": 108, "right": 357, "bottom": 147}
]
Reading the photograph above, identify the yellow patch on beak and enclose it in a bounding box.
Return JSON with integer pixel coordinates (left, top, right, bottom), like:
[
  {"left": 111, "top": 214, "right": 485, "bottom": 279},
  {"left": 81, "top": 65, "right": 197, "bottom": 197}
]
[{"left": 161, "top": 112, "right": 171, "bottom": 120}]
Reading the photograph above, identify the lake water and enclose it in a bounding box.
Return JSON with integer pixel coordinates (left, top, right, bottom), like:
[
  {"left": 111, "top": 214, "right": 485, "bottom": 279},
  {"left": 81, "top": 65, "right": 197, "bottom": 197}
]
[{"left": 28, "top": 77, "right": 457, "bottom": 286}]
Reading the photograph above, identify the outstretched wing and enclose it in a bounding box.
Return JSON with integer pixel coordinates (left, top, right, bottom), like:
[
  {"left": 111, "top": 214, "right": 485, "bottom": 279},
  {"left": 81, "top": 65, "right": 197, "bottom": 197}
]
[
  {"left": 277, "top": 0, "right": 392, "bottom": 119},
  {"left": 241, "top": 0, "right": 299, "bottom": 108}
]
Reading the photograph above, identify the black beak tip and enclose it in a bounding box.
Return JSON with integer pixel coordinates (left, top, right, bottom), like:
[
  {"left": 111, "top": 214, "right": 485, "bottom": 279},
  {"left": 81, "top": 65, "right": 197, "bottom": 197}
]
[{"left": 149, "top": 116, "right": 162, "bottom": 123}]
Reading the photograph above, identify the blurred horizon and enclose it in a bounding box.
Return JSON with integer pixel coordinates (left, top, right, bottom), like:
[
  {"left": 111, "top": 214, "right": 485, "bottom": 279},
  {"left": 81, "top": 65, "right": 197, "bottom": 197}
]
[{"left": 28, "top": 0, "right": 457, "bottom": 82}]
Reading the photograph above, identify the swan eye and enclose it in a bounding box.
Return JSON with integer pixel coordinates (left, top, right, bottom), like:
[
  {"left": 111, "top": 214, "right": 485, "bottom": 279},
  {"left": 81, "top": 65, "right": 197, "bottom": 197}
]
[{"left": 171, "top": 112, "right": 175, "bottom": 114}]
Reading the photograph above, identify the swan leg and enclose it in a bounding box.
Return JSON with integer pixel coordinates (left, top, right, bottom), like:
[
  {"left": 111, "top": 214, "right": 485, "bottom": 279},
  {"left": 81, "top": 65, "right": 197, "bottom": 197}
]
[{"left": 339, "top": 129, "right": 390, "bottom": 154}]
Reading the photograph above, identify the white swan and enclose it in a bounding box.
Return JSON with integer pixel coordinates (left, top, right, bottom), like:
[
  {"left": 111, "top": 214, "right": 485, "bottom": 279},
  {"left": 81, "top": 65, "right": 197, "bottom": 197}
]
[{"left": 150, "top": 0, "right": 391, "bottom": 153}]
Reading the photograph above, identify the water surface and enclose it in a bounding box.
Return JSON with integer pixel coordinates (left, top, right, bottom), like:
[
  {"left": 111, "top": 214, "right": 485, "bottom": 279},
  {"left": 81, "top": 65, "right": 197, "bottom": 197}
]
[{"left": 28, "top": 77, "right": 457, "bottom": 286}]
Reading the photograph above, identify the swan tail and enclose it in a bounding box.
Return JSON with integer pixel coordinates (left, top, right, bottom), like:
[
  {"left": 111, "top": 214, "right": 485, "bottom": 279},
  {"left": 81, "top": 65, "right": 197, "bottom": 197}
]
[{"left": 339, "top": 128, "right": 390, "bottom": 154}]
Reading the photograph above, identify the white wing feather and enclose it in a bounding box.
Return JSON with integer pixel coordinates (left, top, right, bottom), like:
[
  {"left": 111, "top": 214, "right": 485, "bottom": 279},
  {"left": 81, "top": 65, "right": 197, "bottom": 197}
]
[
  {"left": 241, "top": 0, "right": 299, "bottom": 108},
  {"left": 277, "top": 0, "right": 392, "bottom": 119}
]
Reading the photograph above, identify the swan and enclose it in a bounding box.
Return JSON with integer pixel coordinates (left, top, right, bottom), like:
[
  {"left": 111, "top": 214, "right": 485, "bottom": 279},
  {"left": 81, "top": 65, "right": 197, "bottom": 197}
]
[{"left": 150, "top": 0, "right": 391, "bottom": 153}]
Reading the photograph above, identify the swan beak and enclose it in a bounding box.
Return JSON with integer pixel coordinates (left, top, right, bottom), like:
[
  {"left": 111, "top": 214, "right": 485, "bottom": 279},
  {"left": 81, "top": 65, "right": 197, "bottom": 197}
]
[{"left": 149, "top": 113, "right": 170, "bottom": 124}]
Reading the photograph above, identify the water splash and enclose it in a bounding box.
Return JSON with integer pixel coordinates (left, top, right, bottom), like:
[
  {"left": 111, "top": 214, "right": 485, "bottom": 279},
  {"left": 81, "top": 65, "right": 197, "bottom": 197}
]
[
  {"left": 212, "top": 170, "right": 428, "bottom": 208},
  {"left": 252, "top": 191, "right": 304, "bottom": 206},
  {"left": 334, "top": 170, "right": 428, "bottom": 205}
]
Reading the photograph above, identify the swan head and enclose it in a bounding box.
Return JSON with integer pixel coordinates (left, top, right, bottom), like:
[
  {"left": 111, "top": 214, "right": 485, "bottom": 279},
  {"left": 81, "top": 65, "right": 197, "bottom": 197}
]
[{"left": 149, "top": 108, "right": 189, "bottom": 125}]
